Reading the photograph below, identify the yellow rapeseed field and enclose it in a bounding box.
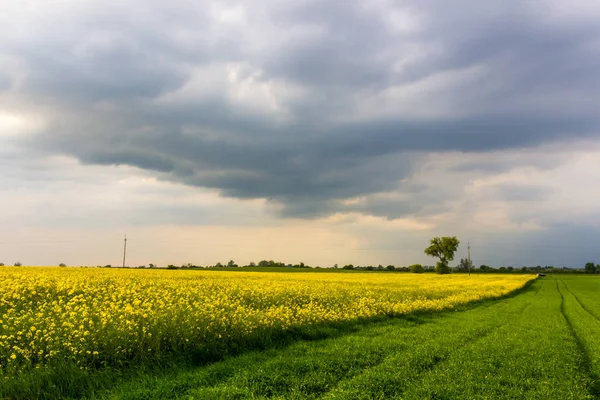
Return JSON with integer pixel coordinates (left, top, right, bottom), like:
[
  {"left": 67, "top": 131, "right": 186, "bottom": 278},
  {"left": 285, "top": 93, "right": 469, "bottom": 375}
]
[{"left": 0, "top": 267, "right": 534, "bottom": 374}]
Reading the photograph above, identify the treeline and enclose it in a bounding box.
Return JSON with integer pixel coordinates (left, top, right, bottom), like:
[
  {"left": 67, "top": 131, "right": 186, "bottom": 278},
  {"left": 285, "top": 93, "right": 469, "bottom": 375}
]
[{"left": 4, "top": 260, "right": 599, "bottom": 274}]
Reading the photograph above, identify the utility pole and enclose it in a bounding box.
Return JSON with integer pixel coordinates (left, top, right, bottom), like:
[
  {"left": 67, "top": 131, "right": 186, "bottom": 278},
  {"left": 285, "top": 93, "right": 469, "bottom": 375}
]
[
  {"left": 122, "top": 234, "right": 127, "bottom": 268},
  {"left": 468, "top": 242, "right": 471, "bottom": 276}
]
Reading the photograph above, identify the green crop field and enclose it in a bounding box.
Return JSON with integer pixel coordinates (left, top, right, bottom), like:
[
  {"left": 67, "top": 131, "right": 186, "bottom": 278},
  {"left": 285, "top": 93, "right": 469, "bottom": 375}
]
[{"left": 2, "top": 272, "right": 600, "bottom": 399}]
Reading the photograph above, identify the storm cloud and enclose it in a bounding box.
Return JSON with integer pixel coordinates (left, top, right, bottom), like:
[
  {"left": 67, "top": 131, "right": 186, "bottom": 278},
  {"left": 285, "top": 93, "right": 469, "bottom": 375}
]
[{"left": 1, "top": 0, "right": 599, "bottom": 220}]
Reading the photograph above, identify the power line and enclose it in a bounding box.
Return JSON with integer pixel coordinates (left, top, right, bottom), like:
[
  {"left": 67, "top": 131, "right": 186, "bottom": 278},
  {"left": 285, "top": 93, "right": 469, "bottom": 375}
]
[
  {"left": 122, "top": 234, "right": 127, "bottom": 268},
  {"left": 468, "top": 241, "right": 471, "bottom": 276}
]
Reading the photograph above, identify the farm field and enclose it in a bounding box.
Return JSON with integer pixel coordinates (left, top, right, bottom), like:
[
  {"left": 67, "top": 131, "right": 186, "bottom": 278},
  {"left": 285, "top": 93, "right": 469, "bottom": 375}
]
[
  {"left": 0, "top": 267, "right": 531, "bottom": 399},
  {"left": 3, "top": 270, "right": 600, "bottom": 399},
  {"left": 99, "top": 275, "right": 600, "bottom": 400}
]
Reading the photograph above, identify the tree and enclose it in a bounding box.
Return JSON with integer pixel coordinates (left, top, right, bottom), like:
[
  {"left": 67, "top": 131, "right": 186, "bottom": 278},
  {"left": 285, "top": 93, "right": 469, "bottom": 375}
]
[
  {"left": 424, "top": 236, "right": 460, "bottom": 274},
  {"left": 227, "top": 260, "right": 238, "bottom": 268},
  {"left": 585, "top": 262, "right": 596, "bottom": 274},
  {"left": 14, "top": 262, "right": 22, "bottom": 267},
  {"left": 386, "top": 265, "right": 395, "bottom": 271},
  {"left": 409, "top": 264, "right": 425, "bottom": 273},
  {"left": 0, "top": 263, "right": 4, "bottom": 266},
  {"left": 342, "top": 264, "right": 354, "bottom": 270},
  {"left": 456, "top": 258, "right": 473, "bottom": 273},
  {"left": 59, "top": 263, "right": 67, "bottom": 267}
]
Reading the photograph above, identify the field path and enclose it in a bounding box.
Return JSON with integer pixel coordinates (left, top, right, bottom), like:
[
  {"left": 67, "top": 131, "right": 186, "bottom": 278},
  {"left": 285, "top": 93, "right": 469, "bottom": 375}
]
[{"left": 98, "top": 277, "right": 600, "bottom": 400}]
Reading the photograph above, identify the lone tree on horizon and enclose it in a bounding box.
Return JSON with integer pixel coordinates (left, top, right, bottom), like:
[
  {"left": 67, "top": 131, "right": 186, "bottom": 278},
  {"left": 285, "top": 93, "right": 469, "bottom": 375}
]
[{"left": 424, "top": 236, "right": 460, "bottom": 274}]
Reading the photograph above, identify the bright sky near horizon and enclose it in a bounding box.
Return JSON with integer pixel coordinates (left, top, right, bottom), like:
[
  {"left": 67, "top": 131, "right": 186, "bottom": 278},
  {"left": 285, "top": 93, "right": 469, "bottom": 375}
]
[{"left": 1, "top": 0, "right": 599, "bottom": 268}]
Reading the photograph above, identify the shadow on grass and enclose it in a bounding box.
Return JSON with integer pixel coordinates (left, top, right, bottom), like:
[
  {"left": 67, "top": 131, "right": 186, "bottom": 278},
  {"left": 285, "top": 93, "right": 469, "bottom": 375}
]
[{"left": 1, "top": 278, "right": 539, "bottom": 400}]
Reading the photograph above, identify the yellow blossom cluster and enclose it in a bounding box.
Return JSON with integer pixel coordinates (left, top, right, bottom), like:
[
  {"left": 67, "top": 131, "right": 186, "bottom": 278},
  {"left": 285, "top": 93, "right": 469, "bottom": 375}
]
[{"left": 0, "top": 268, "right": 533, "bottom": 373}]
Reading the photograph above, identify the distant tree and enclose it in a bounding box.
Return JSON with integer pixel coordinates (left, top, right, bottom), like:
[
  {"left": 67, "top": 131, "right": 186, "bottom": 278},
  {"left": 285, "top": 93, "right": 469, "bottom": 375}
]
[
  {"left": 507, "top": 266, "right": 514, "bottom": 272},
  {"left": 0, "top": 263, "right": 4, "bottom": 266},
  {"left": 59, "top": 263, "right": 67, "bottom": 267},
  {"left": 498, "top": 266, "right": 507, "bottom": 273},
  {"left": 366, "top": 266, "right": 375, "bottom": 271},
  {"left": 227, "top": 260, "right": 238, "bottom": 268},
  {"left": 248, "top": 262, "right": 256, "bottom": 267},
  {"left": 479, "top": 265, "right": 491, "bottom": 272},
  {"left": 14, "top": 262, "right": 22, "bottom": 267},
  {"left": 386, "top": 265, "right": 395, "bottom": 271},
  {"left": 167, "top": 264, "right": 178, "bottom": 269},
  {"left": 424, "top": 236, "right": 460, "bottom": 274},
  {"left": 334, "top": 263, "right": 338, "bottom": 269},
  {"left": 520, "top": 266, "right": 528, "bottom": 273},
  {"left": 585, "top": 262, "right": 596, "bottom": 274},
  {"left": 456, "top": 258, "right": 473, "bottom": 273},
  {"left": 342, "top": 264, "right": 354, "bottom": 270},
  {"left": 148, "top": 263, "right": 156, "bottom": 268},
  {"left": 409, "top": 264, "right": 425, "bottom": 273}
]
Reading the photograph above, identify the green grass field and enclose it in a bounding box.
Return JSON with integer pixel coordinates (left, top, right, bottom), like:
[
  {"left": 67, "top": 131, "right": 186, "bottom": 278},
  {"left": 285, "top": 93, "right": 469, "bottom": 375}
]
[{"left": 89, "top": 275, "right": 599, "bottom": 400}]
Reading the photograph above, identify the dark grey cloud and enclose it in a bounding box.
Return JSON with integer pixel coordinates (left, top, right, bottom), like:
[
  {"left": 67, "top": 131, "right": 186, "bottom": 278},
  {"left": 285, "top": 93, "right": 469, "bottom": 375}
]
[
  {"left": 475, "top": 223, "right": 600, "bottom": 268},
  {"left": 2, "top": 0, "right": 600, "bottom": 218}
]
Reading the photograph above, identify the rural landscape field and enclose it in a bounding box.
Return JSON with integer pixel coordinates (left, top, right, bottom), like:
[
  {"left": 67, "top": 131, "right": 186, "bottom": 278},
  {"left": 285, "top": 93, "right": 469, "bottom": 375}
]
[
  {"left": 1, "top": 267, "right": 599, "bottom": 399},
  {"left": 3, "top": 1, "right": 600, "bottom": 398}
]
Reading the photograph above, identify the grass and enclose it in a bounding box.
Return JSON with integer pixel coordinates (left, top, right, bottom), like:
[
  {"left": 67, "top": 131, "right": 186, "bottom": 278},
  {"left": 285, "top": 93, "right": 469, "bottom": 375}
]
[{"left": 93, "top": 276, "right": 600, "bottom": 400}]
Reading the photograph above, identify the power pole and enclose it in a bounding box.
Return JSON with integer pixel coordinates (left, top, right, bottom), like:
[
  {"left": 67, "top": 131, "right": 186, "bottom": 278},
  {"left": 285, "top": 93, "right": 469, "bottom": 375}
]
[
  {"left": 468, "top": 242, "right": 471, "bottom": 276},
  {"left": 122, "top": 234, "right": 127, "bottom": 268}
]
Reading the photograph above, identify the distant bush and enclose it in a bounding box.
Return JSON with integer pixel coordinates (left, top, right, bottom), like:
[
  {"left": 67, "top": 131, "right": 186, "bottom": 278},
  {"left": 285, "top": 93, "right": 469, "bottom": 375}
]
[
  {"left": 14, "top": 262, "right": 22, "bottom": 267},
  {"left": 342, "top": 264, "right": 354, "bottom": 270},
  {"left": 59, "top": 263, "right": 67, "bottom": 267},
  {"left": 167, "top": 265, "right": 178, "bottom": 270},
  {"left": 0, "top": 263, "right": 4, "bottom": 266},
  {"left": 386, "top": 265, "right": 396, "bottom": 271},
  {"left": 409, "top": 264, "right": 425, "bottom": 273}
]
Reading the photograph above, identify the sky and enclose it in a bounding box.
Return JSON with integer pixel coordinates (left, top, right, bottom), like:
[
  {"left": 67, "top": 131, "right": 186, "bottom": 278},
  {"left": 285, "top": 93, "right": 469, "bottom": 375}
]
[{"left": 1, "top": 0, "right": 599, "bottom": 268}]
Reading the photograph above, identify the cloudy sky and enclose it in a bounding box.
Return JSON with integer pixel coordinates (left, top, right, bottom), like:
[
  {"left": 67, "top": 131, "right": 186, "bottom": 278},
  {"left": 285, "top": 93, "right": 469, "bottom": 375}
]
[{"left": 1, "top": 0, "right": 599, "bottom": 268}]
